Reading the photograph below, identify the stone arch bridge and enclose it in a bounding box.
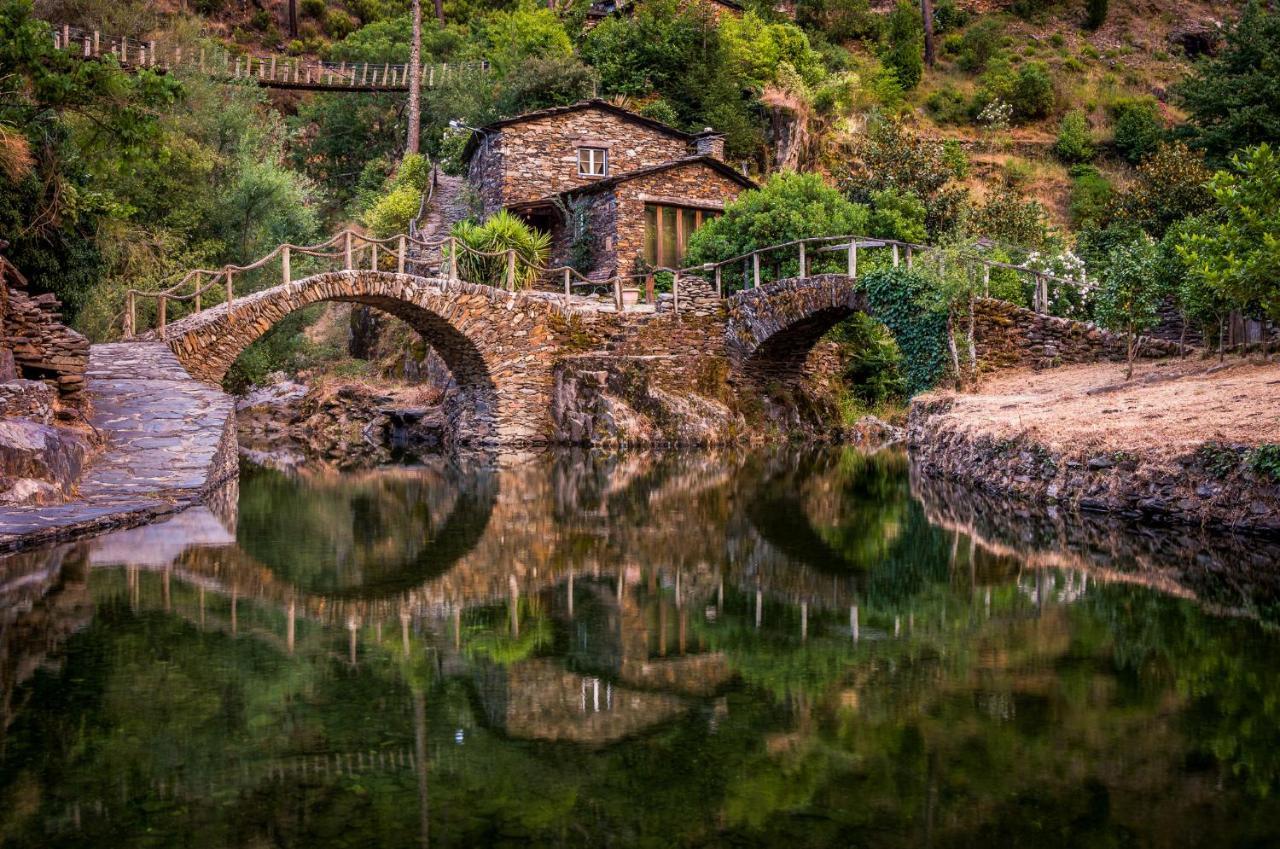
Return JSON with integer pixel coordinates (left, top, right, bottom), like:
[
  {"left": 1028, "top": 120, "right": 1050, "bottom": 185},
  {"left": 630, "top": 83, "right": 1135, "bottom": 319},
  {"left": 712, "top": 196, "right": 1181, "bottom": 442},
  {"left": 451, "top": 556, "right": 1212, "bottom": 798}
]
[{"left": 149, "top": 268, "right": 1167, "bottom": 445}]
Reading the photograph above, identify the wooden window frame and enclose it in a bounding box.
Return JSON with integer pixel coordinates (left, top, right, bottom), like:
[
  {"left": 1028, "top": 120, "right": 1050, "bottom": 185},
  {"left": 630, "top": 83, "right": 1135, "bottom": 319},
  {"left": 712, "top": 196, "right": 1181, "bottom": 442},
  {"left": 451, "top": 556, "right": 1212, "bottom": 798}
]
[{"left": 577, "top": 147, "right": 608, "bottom": 177}]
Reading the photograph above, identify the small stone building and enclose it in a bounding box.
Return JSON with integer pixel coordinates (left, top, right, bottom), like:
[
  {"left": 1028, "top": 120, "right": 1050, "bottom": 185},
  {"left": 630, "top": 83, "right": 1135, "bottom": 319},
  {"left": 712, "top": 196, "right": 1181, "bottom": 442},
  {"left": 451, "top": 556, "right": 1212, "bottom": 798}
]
[{"left": 462, "top": 100, "right": 755, "bottom": 291}]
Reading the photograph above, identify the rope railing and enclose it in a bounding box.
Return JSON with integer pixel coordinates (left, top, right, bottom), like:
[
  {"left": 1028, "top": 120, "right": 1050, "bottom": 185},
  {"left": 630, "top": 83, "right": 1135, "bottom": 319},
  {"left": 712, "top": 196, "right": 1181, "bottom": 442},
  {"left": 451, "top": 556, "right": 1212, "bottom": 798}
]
[
  {"left": 123, "top": 229, "right": 1093, "bottom": 338},
  {"left": 49, "top": 22, "right": 488, "bottom": 91}
]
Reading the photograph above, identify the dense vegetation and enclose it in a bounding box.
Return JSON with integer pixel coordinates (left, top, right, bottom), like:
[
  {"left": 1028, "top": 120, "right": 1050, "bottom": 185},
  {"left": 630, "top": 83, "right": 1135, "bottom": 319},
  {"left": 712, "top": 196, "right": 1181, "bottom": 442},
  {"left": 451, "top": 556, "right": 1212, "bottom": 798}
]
[{"left": 3, "top": 0, "right": 1279, "bottom": 400}]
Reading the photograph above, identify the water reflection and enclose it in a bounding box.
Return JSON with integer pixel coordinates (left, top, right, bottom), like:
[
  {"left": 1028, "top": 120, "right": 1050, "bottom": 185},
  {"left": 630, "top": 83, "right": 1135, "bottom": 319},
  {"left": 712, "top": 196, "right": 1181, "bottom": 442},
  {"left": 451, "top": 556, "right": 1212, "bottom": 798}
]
[{"left": 1, "top": 447, "right": 1279, "bottom": 847}]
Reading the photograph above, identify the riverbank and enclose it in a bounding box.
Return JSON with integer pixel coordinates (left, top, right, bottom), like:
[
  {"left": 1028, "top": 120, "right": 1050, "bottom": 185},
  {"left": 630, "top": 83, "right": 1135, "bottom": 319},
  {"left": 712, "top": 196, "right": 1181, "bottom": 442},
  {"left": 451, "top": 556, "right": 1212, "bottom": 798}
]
[{"left": 908, "top": 357, "right": 1280, "bottom": 536}]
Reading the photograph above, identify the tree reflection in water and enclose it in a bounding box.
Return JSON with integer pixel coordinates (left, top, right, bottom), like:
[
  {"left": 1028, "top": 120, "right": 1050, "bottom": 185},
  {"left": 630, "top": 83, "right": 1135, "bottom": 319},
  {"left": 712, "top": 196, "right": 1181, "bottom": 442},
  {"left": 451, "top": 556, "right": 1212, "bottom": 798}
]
[{"left": 1, "top": 447, "right": 1278, "bottom": 847}]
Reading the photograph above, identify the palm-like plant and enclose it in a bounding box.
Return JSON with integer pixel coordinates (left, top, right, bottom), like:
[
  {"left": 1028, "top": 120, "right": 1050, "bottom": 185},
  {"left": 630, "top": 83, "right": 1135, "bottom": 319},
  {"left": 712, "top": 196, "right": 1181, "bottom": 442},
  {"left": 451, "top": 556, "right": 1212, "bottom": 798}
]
[{"left": 449, "top": 210, "right": 551, "bottom": 289}]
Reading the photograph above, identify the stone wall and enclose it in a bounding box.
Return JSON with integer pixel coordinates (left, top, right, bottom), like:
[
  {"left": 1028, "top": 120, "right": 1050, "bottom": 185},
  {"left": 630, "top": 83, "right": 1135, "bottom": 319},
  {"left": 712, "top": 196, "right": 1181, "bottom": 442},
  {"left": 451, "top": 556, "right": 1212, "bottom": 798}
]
[
  {"left": 0, "top": 260, "right": 89, "bottom": 404},
  {"left": 973, "top": 297, "right": 1182, "bottom": 371},
  {"left": 610, "top": 160, "right": 747, "bottom": 279},
  {"left": 467, "top": 106, "right": 692, "bottom": 214}
]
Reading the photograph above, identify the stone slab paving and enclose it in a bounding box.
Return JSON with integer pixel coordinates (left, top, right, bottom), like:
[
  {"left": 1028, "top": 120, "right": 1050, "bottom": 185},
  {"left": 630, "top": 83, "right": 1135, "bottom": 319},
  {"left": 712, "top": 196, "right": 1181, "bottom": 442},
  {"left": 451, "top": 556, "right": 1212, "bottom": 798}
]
[{"left": 0, "top": 343, "right": 236, "bottom": 551}]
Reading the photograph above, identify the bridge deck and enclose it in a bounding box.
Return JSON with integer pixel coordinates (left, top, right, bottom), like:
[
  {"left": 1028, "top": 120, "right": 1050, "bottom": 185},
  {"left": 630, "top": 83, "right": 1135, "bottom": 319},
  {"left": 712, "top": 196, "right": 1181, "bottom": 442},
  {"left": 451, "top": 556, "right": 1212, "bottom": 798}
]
[{"left": 0, "top": 344, "right": 235, "bottom": 551}]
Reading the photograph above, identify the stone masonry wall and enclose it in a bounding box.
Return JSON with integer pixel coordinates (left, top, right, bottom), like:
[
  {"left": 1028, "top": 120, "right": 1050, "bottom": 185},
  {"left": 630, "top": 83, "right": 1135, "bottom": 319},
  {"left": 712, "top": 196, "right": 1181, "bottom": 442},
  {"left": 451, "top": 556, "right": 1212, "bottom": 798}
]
[
  {"left": 974, "top": 297, "right": 1181, "bottom": 371},
  {"left": 610, "top": 160, "right": 748, "bottom": 279},
  {"left": 468, "top": 109, "right": 692, "bottom": 213}
]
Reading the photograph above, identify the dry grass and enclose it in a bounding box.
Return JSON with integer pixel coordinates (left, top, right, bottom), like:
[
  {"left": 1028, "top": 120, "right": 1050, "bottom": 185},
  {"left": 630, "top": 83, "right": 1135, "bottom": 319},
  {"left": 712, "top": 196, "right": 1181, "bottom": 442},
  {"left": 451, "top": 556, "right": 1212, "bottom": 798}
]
[{"left": 924, "top": 356, "right": 1280, "bottom": 455}]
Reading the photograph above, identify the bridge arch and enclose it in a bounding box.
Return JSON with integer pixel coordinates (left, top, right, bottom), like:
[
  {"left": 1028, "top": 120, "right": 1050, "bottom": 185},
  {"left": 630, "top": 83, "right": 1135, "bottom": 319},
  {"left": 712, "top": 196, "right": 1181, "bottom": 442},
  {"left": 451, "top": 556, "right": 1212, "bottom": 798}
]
[
  {"left": 723, "top": 274, "right": 870, "bottom": 379},
  {"left": 158, "top": 270, "right": 575, "bottom": 444}
]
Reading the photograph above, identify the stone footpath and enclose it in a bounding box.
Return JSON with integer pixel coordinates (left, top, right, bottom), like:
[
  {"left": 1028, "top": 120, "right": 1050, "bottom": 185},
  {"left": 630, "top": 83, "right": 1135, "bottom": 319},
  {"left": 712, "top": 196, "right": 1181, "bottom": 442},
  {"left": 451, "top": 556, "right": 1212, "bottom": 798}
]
[{"left": 0, "top": 343, "right": 236, "bottom": 551}]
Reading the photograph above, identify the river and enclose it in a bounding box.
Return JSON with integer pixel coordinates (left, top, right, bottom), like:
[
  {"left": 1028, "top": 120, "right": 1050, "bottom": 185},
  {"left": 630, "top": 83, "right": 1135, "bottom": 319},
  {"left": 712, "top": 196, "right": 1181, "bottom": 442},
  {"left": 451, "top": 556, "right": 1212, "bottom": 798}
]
[{"left": 1, "top": 447, "right": 1278, "bottom": 847}]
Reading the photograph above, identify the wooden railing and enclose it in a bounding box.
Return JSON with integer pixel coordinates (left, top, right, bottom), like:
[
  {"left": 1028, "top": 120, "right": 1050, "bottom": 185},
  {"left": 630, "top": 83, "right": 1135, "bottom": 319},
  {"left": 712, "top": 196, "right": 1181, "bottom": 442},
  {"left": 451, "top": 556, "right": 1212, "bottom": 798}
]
[
  {"left": 49, "top": 23, "right": 488, "bottom": 91},
  {"left": 123, "top": 229, "right": 1091, "bottom": 339}
]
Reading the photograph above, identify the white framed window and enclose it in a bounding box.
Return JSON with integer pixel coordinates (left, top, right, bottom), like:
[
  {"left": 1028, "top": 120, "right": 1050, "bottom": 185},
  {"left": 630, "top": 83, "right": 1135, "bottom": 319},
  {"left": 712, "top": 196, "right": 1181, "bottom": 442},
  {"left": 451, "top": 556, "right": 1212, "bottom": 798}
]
[{"left": 578, "top": 147, "right": 608, "bottom": 177}]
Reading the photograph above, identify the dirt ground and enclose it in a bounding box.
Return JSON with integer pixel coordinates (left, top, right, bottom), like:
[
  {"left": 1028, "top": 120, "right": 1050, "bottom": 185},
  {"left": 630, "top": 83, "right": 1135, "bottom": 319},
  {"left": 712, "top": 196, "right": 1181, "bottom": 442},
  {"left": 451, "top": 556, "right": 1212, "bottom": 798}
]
[{"left": 927, "top": 356, "right": 1280, "bottom": 455}]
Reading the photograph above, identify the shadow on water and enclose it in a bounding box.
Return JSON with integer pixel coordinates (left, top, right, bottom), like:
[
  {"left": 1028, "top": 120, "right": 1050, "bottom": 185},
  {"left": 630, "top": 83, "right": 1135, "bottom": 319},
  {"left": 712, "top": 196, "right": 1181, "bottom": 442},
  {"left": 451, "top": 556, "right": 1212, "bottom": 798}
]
[{"left": 1, "top": 446, "right": 1279, "bottom": 848}]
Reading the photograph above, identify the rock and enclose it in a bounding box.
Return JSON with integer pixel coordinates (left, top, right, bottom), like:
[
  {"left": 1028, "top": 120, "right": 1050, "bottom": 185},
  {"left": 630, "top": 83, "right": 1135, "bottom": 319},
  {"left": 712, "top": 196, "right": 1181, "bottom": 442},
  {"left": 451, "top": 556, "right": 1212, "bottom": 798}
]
[
  {"left": 0, "top": 418, "right": 94, "bottom": 504},
  {"left": 1087, "top": 456, "right": 1114, "bottom": 470},
  {"left": 236, "top": 379, "right": 308, "bottom": 412}
]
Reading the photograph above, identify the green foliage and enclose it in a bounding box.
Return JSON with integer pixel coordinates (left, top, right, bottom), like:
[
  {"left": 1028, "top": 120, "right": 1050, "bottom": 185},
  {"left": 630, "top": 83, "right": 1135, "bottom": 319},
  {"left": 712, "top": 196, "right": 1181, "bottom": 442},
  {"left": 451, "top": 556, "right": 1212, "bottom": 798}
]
[
  {"left": 684, "top": 172, "right": 869, "bottom": 281},
  {"left": 450, "top": 210, "right": 551, "bottom": 289},
  {"left": 828, "top": 314, "right": 907, "bottom": 408},
  {"left": 1010, "top": 0, "right": 1056, "bottom": 20},
  {"left": 926, "top": 85, "right": 970, "bottom": 124},
  {"left": 494, "top": 55, "right": 597, "bottom": 116},
  {"left": 1111, "top": 141, "right": 1214, "bottom": 237},
  {"left": 1054, "top": 111, "right": 1095, "bottom": 162},
  {"left": 977, "top": 56, "right": 1055, "bottom": 123},
  {"left": 1174, "top": 1, "right": 1280, "bottom": 163},
  {"left": 1093, "top": 235, "right": 1164, "bottom": 376},
  {"left": 1085, "top": 0, "right": 1109, "bottom": 29},
  {"left": 837, "top": 118, "right": 968, "bottom": 236},
  {"left": 882, "top": 1, "right": 925, "bottom": 90},
  {"left": 326, "top": 15, "right": 465, "bottom": 63},
  {"left": 638, "top": 98, "right": 681, "bottom": 127},
  {"left": 1068, "top": 165, "right": 1113, "bottom": 229},
  {"left": 973, "top": 187, "right": 1050, "bottom": 248},
  {"left": 478, "top": 0, "right": 574, "bottom": 78},
  {"left": 300, "top": 0, "right": 326, "bottom": 18},
  {"left": 861, "top": 268, "right": 949, "bottom": 394},
  {"left": 1160, "top": 215, "right": 1226, "bottom": 336},
  {"left": 1109, "top": 96, "right": 1163, "bottom": 163},
  {"left": 1246, "top": 444, "right": 1280, "bottom": 481},
  {"left": 867, "top": 188, "right": 927, "bottom": 243},
  {"left": 1197, "top": 441, "right": 1241, "bottom": 479},
  {"left": 955, "top": 18, "right": 1002, "bottom": 72},
  {"left": 795, "top": 0, "right": 881, "bottom": 42},
  {"left": 364, "top": 185, "right": 421, "bottom": 238},
  {"left": 932, "top": 0, "right": 971, "bottom": 33},
  {"left": 942, "top": 140, "right": 970, "bottom": 178},
  {"left": 1176, "top": 144, "right": 1280, "bottom": 324}
]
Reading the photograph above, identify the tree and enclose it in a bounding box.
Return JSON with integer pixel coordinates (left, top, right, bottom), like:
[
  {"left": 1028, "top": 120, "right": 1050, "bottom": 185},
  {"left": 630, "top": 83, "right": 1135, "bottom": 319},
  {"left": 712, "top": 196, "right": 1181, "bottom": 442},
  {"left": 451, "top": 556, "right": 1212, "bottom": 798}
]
[
  {"left": 1110, "top": 141, "right": 1214, "bottom": 237},
  {"left": 921, "top": 0, "right": 936, "bottom": 68},
  {"left": 1174, "top": 1, "right": 1280, "bottom": 163},
  {"left": 1054, "top": 111, "right": 1094, "bottom": 162},
  {"left": 406, "top": 0, "right": 422, "bottom": 155},
  {"left": 480, "top": 0, "right": 575, "bottom": 79},
  {"left": 918, "top": 238, "right": 991, "bottom": 386},
  {"left": 1093, "top": 236, "right": 1164, "bottom": 379},
  {"left": 1085, "top": 0, "right": 1108, "bottom": 30},
  {"left": 883, "top": 0, "right": 925, "bottom": 89},
  {"left": 1177, "top": 144, "right": 1280, "bottom": 355},
  {"left": 1110, "top": 97, "right": 1163, "bottom": 163}
]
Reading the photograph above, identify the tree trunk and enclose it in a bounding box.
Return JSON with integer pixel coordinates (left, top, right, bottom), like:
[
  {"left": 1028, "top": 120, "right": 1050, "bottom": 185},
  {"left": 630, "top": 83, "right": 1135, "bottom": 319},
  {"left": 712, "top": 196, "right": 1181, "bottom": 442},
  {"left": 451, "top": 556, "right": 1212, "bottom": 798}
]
[
  {"left": 1219, "top": 312, "right": 1225, "bottom": 362},
  {"left": 966, "top": 293, "right": 978, "bottom": 383},
  {"left": 406, "top": 0, "right": 422, "bottom": 156},
  {"left": 920, "top": 0, "right": 936, "bottom": 68},
  {"left": 946, "top": 312, "right": 962, "bottom": 389},
  {"left": 434, "top": 0, "right": 445, "bottom": 24},
  {"left": 287, "top": 0, "right": 298, "bottom": 38}
]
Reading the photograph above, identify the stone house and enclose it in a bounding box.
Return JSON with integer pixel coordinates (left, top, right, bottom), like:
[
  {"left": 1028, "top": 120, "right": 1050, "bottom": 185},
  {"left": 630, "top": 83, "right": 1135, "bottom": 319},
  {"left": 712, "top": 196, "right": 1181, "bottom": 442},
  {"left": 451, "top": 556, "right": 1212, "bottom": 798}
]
[{"left": 462, "top": 100, "right": 755, "bottom": 293}]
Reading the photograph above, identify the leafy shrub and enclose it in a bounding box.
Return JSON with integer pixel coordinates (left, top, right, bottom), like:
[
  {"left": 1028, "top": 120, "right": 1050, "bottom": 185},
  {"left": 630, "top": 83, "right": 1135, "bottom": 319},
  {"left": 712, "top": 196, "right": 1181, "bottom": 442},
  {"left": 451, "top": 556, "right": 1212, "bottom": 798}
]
[
  {"left": 973, "top": 187, "right": 1050, "bottom": 247},
  {"left": 638, "top": 98, "right": 681, "bottom": 127},
  {"left": 828, "top": 313, "right": 907, "bottom": 408},
  {"left": 1197, "top": 442, "right": 1241, "bottom": 479},
  {"left": 1011, "top": 62, "right": 1056, "bottom": 120},
  {"left": 926, "top": 86, "right": 970, "bottom": 124},
  {"left": 494, "top": 55, "right": 597, "bottom": 116},
  {"left": 1068, "top": 165, "right": 1112, "bottom": 228},
  {"left": 1010, "top": 0, "right": 1056, "bottom": 20},
  {"left": 797, "top": 0, "right": 881, "bottom": 42},
  {"left": 1085, "top": 0, "right": 1109, "bottom": 29},
  {"left": 363, "top": 185, "right": 421, "bottom": 238},
  {"left": 932, "top": 0, "right": 971, "bottom": 33},
  {"left": 1109, "top": 97, "right": 1163, "bottom": 163},
  {"left": 685, "top": 172, "right": 869, "bottom": 285},
  {"left": 450, "top": 211, "right": 551, "bottom": 289},
  {"left": 300, "top": 0, "right": 326, "bottom": 19},
  {"left": 481, "top": 0, "right": 575, "bottom": 79},
  {"left": 323, "top": 9, "right": 356, "bottom": 38},
  {"left": 882, "top": 0, "right": 925, "bottom": 89},
  {"left": 1112, "top": 141, "right": 1214, "bottom": 237},
  {"left": 1247, "top": 445, "right": 1280, "bottom": 481},
  {"left": 867, "top": 188, "right": 927, "bottom": 243},
  {"left": 956, "top": 19, "right": 1002, "bottom": 72},
  {"left": 942, "top": 140, "right": 970, "bottom": 178},
  {"left": 1054, "top": 110, "right": 1095, "bottom": 162},
  {"left": 1093, "top": 236, "right": 1164, "bottom": 378}
]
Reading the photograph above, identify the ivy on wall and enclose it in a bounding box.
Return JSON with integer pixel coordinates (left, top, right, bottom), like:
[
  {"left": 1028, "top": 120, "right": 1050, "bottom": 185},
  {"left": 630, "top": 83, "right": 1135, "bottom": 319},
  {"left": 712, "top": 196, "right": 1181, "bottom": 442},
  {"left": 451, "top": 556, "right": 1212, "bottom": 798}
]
[{"left": 860, "top": 268, "right": 950, "bottom": 395}]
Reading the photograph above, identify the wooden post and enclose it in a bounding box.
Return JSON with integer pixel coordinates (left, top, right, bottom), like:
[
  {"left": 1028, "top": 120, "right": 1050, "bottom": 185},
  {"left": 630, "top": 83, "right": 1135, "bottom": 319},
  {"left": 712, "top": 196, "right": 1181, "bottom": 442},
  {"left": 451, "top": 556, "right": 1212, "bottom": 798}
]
[
  {"left": 893, "top": 244, "right": 900, "bottom": 267},
  {"left": 397, "top": 234, "right": 406, "bottom": 274},
  {"left": 194, "top": 280, "right": 201, "bottom": 313},
  {"left": 83, "top": 35, "right": 90, "bottom": 57},
  {"left": 798, "top": 241, "right": 806, "bottom": 278},
  {"left": 906, "top": 245, "right": 914, "bottom": 269},
  {"left": 614, "top": 276, "right": 623, "bottom": 312},
  {"left": 61, "top": 24, "right": 69, "bottom": 50},
  {"left": 505, "top": 249, "right": 516, "bottom": 291},
  {"left": 563, "top": 267, "right": 571, "bottom": 296},
  {"left": 200, "top": 47, "right": 206, "bottom": 72},
  {"left": 93, "top": 30, "right": 99, "bottom": 56},
  {"left": 225, "top": 271, "right": 234, "bottom": 309},
  {"left": 983, "top": 264, "right": 990, "bottom": 297},
  {"left": 447, "top": 238, "right": 458, "bottom": 281},
  {"left": 848, "top": 242, "right": 858, "bottom": 279},
  {"left": 714, "top": 265, "right": 722, "bottom": 297},
  {"left": 234, "top": 56, "right": 241, "bottom": 78},
  {"left": 124, "top": 291, "right": 135, "bottom": 339},
  {"left": 752, "top": 252, "right": 760, "bottom": 288},
  {"left": 344, "top": 232, "right": 353, "bottom": 270},
  {"left": 672, "top": 274, "right": 680, "bottom": 317},
  {"left": 282, "top": 245, "right": 291, "bottom": 285},
  {"left": 270, "top": 56, "right": 277, "bottom": 80},
  {"left": 157, "top": 295, "right": 166, "bottom": 334},
  {"left": 371, "top": 243, "right": 379, "bottom": 271}
]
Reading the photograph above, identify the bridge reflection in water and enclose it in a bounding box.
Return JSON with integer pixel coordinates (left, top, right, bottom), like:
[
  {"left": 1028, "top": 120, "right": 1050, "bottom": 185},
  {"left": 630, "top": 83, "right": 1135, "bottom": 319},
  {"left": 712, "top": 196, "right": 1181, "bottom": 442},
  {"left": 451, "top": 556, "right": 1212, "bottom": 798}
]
[{"left": 3, "top": 448, "right": 1280, "bottom": 847}]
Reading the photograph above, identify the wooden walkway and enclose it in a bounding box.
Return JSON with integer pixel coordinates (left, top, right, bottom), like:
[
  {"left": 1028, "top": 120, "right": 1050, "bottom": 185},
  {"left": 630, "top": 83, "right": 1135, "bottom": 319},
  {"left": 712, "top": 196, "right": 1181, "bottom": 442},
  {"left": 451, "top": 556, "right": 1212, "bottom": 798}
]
[{"left": 49, "top": 22, "right": 487, "bottom": 93}]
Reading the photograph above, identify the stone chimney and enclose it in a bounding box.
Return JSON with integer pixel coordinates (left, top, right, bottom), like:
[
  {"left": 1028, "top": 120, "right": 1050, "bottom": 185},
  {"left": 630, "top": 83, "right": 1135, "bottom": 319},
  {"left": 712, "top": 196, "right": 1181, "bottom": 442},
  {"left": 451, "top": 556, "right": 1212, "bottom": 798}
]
[{"left": 693, "top": 129, "right": 725, "bottom": 161}]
